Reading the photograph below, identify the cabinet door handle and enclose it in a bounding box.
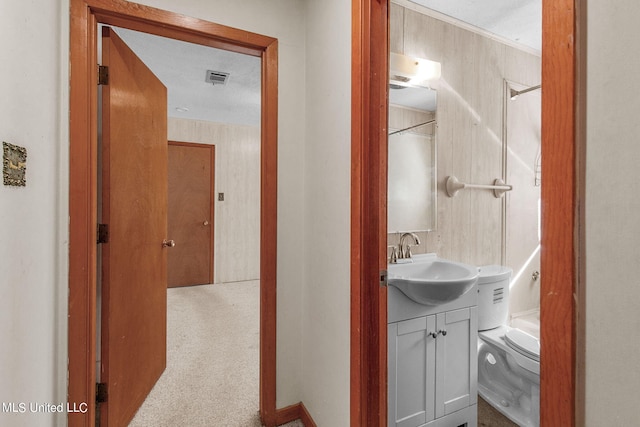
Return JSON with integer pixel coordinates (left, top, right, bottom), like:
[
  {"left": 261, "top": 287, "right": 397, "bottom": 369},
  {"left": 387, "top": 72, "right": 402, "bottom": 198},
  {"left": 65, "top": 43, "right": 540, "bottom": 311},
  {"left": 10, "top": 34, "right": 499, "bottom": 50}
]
[{"left": 428, "top": 330, "right": 447, "bottom": 338}]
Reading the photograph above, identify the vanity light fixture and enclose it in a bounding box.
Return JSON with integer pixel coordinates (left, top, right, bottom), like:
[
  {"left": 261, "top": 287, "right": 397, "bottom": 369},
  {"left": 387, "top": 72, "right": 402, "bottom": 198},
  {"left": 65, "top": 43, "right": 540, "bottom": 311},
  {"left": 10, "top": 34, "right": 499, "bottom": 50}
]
[
  {"left": 390, "top": 52, "right": 441, "bottom": 89},
  {"left": 509, "top": 84, "right": 541, "bottom": 100}
]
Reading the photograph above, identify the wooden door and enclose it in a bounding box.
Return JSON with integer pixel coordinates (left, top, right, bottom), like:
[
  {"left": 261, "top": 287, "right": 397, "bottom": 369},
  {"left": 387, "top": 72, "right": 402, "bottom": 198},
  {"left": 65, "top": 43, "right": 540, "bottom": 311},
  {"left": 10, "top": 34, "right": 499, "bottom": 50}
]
[
  {"left": 167, "top": 141, "right": 215, "bottom": 287},
  {"left": 100, "top": 27, "right": 168, "bottom": 427}
]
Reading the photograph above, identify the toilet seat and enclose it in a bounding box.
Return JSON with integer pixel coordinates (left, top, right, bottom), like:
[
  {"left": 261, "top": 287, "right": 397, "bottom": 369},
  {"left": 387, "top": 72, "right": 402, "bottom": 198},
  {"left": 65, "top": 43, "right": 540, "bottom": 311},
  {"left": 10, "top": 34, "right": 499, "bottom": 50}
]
[
  {"left": 504, "top": 328, "right": 540, "bottom": 362},
  {"left": 478, "top": 326, "right": 540, "bottom": 376}
]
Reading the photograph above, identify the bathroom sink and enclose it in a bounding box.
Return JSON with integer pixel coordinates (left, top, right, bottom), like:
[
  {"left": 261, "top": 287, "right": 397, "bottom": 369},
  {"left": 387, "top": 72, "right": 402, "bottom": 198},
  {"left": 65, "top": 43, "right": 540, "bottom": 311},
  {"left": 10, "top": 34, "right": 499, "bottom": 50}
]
[{"left": 388, "top": 255, "right": 479, "bottom": 305}]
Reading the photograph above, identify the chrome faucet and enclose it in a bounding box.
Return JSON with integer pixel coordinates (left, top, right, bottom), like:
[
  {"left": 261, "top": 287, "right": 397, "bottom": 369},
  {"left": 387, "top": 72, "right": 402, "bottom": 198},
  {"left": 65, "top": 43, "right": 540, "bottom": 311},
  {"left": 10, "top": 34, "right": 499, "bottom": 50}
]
[{"left": 398, "top": 232, "right": 421, "bottom": 260}]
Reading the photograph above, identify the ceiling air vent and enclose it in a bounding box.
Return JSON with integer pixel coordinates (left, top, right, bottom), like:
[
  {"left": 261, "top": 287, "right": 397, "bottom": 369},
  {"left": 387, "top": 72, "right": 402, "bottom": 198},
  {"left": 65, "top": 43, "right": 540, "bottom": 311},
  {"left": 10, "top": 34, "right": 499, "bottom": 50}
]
[{"left": 205, "top": 70, "right": 230, "bottom": 85}]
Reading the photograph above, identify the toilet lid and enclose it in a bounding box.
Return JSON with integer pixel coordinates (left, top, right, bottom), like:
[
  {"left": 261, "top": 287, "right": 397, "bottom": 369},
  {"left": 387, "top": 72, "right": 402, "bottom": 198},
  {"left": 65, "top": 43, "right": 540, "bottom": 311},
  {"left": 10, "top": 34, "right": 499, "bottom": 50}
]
[{"left": 504, "top": 328, "right": 540, "bottom": 362}]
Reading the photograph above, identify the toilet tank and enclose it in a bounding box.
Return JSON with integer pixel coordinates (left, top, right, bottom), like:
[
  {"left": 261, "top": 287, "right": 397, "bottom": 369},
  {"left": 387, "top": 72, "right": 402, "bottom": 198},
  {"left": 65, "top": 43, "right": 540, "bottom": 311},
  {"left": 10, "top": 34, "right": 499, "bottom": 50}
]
[{"left": 477, "top": 265, "right": 512, "bottom": 331}]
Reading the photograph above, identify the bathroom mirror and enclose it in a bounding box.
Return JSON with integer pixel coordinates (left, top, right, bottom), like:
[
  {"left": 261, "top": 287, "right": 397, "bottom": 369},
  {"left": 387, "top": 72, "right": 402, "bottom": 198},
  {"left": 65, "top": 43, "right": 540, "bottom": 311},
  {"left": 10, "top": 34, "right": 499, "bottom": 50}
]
[{"left": 388, "top": 83, "right": 437, "bottom": 232}]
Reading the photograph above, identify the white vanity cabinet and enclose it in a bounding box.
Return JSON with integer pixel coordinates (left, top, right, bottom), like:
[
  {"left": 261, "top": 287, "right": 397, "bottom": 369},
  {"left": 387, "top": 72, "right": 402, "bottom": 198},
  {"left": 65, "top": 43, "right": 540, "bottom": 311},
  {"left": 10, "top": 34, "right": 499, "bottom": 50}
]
[{"left": 388, "top": 285, "right": 478, "bottom": 427}]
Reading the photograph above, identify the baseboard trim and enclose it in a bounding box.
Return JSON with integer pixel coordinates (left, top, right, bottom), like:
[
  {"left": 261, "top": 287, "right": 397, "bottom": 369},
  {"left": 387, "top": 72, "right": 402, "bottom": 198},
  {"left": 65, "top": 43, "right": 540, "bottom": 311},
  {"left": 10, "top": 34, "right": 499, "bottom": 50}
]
[
  {"left": 298, "top": 402, "right": 317, "bottom": 427},
  {"left": 274, "top": 402, "right": 317, "bottom": 427},
  {"left": 274, "top": 403, "right": 299, "bottom": 425}
]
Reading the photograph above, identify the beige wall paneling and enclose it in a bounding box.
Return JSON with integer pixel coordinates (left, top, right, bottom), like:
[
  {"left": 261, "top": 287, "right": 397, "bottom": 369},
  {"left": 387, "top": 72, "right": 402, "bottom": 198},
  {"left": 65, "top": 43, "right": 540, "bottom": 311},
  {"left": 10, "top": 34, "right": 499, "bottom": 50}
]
[
  {"left": 504, "top": 46, "right": 544, "bottom": 314},
  {"left": 503, "top": 46, "right": 541, "bottom": 315},
  {"left": 391, "top": 3, "right": 541, "bottom": 314},
  {"left": 168, "top": 118, "right": 260, "bottom": 284},
  {"left": 505, "top": 84, "right": 541, "bottom": 316},
  {"left": 390, "top": 3, "right": 405, "bottom": 53},
  {"left": 468, "top": 34, "right": 505, "bottom": 267}
]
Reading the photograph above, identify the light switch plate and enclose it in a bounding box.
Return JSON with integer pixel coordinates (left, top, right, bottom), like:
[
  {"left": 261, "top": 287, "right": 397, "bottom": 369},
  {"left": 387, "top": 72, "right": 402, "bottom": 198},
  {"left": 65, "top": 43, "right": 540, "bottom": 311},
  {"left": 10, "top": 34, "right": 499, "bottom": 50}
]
[{"left": 3, "top": 142, "right": 27, "bottom": 187}]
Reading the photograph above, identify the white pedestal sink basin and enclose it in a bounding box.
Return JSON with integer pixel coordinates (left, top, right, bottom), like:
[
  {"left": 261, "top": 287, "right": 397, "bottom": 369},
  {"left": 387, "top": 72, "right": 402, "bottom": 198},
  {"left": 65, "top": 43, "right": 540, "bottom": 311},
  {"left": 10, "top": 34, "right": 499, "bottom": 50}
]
[{"left": 388, "top": 254, "right": 479, "bottom": 305}]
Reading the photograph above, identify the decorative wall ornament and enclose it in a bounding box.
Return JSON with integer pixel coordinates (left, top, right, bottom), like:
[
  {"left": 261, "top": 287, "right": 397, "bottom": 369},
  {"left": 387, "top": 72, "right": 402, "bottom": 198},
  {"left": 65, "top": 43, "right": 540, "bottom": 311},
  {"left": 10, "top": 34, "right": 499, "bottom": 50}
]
[{"left": 3, "top": 141, "right": 27, "bottom": 187}]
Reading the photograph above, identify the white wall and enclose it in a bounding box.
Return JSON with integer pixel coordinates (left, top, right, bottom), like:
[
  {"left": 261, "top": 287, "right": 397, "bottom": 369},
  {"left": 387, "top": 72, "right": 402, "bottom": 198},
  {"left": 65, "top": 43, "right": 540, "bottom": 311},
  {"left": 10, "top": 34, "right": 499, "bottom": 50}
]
[
  {"left": 4, "top": 0, "right": 639, "bottom": 426},
  {"left": 302, "top": 0, "right": 352, "bottom": 424},
  {"left": 0, "top": 1, "right": 69, "bottom": 426},
  {"left": 168, "top": 118, "right": 261, "bottom": 284},
  {"left": 584, "top": 1, "right": 640, "bottom": 424}
]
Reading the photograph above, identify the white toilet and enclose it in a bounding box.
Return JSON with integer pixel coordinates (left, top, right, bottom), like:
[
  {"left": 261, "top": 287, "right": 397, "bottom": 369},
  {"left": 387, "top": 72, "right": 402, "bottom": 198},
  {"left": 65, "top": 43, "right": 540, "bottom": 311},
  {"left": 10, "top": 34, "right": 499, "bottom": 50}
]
[{"left": 477, "top": 265, "right": 540, "bottom": 427}]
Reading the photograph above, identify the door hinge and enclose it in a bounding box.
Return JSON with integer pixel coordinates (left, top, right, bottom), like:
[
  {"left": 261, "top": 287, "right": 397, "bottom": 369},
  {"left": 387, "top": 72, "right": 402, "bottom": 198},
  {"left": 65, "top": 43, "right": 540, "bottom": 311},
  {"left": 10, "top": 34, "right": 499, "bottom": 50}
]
[
  {"left": 380, "top": 269, "right": 388, "bottom": 287},
  {"left": 96, "top": 382, "right": 108, "bottom": 404},
  {"left": 97, "top": 224, "right": 109, "bottom": 244},
  {"left": 98, "top": 65, "right": 109, "bottom": 85}
]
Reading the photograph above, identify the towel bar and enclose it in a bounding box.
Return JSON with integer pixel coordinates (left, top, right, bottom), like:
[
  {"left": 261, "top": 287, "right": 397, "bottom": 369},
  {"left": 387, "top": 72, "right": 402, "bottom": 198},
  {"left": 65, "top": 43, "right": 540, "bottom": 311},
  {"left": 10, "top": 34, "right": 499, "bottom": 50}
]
[{"left": 445, "top": 175, "right": 512, "bottom": 198}]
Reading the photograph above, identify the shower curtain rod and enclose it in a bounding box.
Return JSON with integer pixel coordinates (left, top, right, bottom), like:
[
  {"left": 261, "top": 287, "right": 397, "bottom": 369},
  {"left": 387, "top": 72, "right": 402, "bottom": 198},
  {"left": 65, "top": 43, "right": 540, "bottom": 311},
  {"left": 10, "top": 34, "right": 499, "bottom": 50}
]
[
  {"left": 389, "top": 119, "right": 437, "bottom": 136},
  {"left": 510, "top": 84, "right": 541, "bottom": 100}
]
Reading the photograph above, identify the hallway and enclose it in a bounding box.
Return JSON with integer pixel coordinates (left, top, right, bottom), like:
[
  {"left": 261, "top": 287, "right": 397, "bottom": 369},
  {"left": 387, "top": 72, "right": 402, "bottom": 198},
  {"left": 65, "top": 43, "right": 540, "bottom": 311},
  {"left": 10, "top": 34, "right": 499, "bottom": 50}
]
[{"left": 129, "top": 281, "right": 270, "bottom": 426}]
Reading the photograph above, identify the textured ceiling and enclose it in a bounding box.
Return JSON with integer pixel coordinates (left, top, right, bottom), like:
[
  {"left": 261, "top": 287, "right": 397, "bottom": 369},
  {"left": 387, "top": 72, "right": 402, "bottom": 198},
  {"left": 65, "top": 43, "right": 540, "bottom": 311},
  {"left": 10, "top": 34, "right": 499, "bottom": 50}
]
[
  {"left": 113, "top": 2, "right": 539, "bottom": 123},
  {"left": 408, "top": 0, "right": 541, "bottom": 52},
  {"left": 114, "top": 27, "right": 261, "bottom": 127}
]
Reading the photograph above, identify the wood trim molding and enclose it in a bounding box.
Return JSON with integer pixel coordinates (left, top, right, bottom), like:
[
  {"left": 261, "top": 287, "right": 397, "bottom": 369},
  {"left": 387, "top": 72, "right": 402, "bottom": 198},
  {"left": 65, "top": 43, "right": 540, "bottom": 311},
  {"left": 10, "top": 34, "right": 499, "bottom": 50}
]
[
  {"left": 68, "top": 1, "right": 98, "bottom": 423},
  {"left": 259, "top": 37, "right": 279, "bottom": 427},
  {"left": 541, "top": 0, "right": 579, "bottom": 425},
  {"left": 274, "top": 402, "right": 317, "bottom": 427},
  {"left": 353, "top": 0, "right": 580, "bottom": 426},
  {"left": 574, "top": 4, "right": 587, "bottom": 426},
  {"left": 299, "top": 402, "right": 317, "bottom": 427},
  {"left": 351, "top": 0, "right": 389, "bottom": 426},
  {"left": 68, "top": 1, "right": 278, "bottom": 425},
  {"left": 274, "top": 403, "right": 301, "bottom": 425}
]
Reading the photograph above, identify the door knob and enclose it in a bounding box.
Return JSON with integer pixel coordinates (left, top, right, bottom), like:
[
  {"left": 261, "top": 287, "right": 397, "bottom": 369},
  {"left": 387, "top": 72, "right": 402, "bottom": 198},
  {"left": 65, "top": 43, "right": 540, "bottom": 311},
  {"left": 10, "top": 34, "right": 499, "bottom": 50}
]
[
  {"left": 203, "top": 220, "right": 209, "bottom": 226},
  {"left": 162, "top": 239, "right": 176, "bottom": 248}
]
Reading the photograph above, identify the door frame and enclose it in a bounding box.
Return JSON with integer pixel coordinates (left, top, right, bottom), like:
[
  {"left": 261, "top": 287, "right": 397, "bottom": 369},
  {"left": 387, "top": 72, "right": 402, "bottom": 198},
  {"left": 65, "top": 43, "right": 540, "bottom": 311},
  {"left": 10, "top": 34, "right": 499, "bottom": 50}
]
[
  {"left": 351, "top": 0, "right": 582, "bottom": 426},
  {"left": 68, "top": 0, "right": 278, "bottom": 425},
  {"left": 350, "top": 1, "right": 390, "bottom": 425},
  {"left": 167, "top": 141, "right": 216, "bottom": 287}
]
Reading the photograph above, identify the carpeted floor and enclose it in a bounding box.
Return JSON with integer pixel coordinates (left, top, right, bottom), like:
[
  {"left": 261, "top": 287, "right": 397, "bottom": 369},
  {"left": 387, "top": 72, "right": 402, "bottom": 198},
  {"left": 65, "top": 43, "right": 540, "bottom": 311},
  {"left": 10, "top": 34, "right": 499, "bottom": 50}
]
[
  {"left": 127, "top": 280, "right": 518, "bottom": 427},
  {"left": 129, "top": 280, "right": 301, "bottom": 427}
]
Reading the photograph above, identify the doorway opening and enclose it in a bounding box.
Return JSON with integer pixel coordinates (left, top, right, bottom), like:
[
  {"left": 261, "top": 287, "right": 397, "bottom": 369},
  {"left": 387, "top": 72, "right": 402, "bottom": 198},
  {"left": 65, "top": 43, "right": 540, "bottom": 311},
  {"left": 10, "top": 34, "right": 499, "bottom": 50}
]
[
  {"left": 96, "top": 23, "right": 263, "bottom": 424},
  {"left": 351, "top": 0, "right": 579, "bottom": 425},
  {"left": 68, "top": 1, "right": 278, "bottom": 425}
]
